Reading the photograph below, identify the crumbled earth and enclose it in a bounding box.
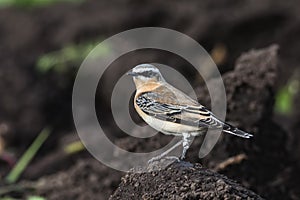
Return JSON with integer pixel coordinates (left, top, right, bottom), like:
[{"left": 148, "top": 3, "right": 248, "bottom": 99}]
[
  {"left": 29, "top": 159, "right": 123, "bottom": 200},
  {"left": 110, "top": 161, "right": 264, "bottom": 200}
]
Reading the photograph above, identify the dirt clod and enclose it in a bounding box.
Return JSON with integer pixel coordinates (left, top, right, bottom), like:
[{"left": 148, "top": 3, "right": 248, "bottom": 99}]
[{"left": 110, "top": 161, "right": 264, "bottom": 200}]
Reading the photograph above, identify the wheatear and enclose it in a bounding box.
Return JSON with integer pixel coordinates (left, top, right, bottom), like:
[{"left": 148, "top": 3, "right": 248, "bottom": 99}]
[{"left": 127, "top": 64, "right": 252, "bottom": 162}]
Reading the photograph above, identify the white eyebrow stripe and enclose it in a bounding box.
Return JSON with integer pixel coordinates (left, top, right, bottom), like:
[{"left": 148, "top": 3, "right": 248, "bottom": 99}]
[
  {"left": 133, "top": 67, "right": 160, "bottom": 74},
  {"left": 135, "top": 64, "right": 156, "bottom": 68}
]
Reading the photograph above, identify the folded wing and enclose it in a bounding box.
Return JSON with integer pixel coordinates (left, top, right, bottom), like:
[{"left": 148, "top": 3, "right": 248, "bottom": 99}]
[
  {"left": 136, "top": 90, "right": 252, "bottom": 138},
  {"left": 136, "top": 91, "right": 223, "bottom": 129}
]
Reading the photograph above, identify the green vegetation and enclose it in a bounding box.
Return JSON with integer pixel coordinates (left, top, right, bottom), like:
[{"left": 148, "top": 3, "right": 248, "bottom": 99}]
[
  {"left": 27, "top": 196, "right": 46, "bottom": 200},
  {"left": 0, "top": 0, "right": 13, "bottom": 7},
  {"left": 36, "top": 40, "right": 109, "bottom": 73},
  {"left": 0, "top": 196, "right": 46, "bottom": 200},
  {"left": 64, "top": 140, "right": 85, "bottom": 154},
  {"left": 0, "top": 0, "right": 84, "bottom": 8},
  {"left": 5, "top": 128, "right": 51, "bottom": 184},
  {"left": 274, "top": 74, "right": 299, "bottom": 115}
]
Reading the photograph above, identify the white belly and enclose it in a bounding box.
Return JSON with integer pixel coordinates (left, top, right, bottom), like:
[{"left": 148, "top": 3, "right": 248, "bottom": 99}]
[{"left": 140, "top": 113, "right": 202, "bottom": 136}]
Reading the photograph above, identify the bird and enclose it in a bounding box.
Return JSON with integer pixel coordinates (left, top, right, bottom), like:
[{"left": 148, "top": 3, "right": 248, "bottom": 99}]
[{"left": 127, "top": 64, "right": 252, "bottom": 162}]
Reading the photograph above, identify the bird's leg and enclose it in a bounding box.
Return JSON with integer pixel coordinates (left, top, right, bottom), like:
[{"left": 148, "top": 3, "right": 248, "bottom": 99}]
[
  {"left": 148, "top": 140, "right": 182, "bottom": 164},
  {"left": 180, "top": 133, "right": 192, "bottom": 160}
]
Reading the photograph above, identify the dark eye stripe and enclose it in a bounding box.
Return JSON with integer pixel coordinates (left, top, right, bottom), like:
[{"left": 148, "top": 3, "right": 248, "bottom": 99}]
[{"left": 139, "top": 71, "right": 155, "bottom": 77}]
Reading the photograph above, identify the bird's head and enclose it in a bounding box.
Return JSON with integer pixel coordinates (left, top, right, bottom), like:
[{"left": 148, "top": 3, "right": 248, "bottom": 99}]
[{"left": 127, "top": 64, "right": 165, "bottom": 88}]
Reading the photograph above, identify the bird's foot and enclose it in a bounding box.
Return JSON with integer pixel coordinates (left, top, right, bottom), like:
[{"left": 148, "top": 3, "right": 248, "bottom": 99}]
[
  {"left": 147, "top": 155, "right": 162, "bottom": 164},
  {"left": 165, "top": 156, "right": 180, "bottom": 163},
  {"left": 148, "top": 155, "right": 180, "bottom": 164},
  {"left": 147, "top": 156, "right": 180, "bottom": 171},
  {"left": 180, "top": 155, "right": 185, "bottom": 160}
]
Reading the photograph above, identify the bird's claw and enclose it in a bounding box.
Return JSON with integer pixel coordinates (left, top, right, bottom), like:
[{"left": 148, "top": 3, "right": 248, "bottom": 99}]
[{"left": 148, "top": 156, "right": 180, "bottom": 164}]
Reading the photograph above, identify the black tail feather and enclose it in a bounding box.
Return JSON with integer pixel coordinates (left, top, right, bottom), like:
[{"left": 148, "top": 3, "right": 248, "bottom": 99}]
[{"left": 223, "top": 123, "right": 253, "bottom": 138}]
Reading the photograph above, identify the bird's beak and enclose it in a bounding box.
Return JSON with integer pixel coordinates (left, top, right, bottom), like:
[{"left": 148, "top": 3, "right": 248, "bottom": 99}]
[{"left": 126, "top": 69, "right": 137, "bottom": 76}]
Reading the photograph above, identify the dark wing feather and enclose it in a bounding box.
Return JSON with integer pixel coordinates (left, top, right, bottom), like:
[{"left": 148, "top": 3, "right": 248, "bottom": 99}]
[
  {"left": 136, "top": 84, "right": 253, "bottom": 138},
  {"left": 136, "top": 92, "right": 224, "bottom": 129}
]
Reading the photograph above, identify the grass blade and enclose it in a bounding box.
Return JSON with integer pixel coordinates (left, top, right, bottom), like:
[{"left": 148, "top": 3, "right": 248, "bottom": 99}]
[{"left": 5, "top": 128, "right": 50, "bottom": 184}]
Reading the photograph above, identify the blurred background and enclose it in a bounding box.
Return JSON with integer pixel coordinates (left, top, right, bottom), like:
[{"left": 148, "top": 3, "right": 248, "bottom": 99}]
[{"left": 0, "top": 0, "right": 299, "bottom": 199}]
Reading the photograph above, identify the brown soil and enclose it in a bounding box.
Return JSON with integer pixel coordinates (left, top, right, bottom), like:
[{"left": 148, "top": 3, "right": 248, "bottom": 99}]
[{"left": 110, "top": 161, "right": 263, "bottom": 200}]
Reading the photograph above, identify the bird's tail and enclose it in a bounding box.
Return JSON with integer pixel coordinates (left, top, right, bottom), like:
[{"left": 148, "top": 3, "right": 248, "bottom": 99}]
[{"left": 222, "top": 123, "right": 253, "bottom": 138}]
